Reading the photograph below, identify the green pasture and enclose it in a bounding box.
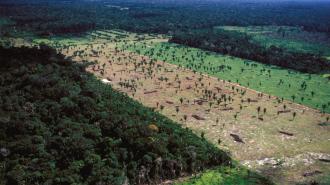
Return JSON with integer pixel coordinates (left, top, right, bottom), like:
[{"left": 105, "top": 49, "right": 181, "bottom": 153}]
[
  {"left": 31, "top": 30, "right": 132, "bottom": 48},
  {"left": 32, "top": 36, "right": 92, "bottom": 48},
  {"left": 176, "top": 166, "right": 271, "bottom": 185},
  {"left": 5, "top": 28, "right": 329, "bottom": 113},
  {"left": 217, "top": 26, "right": 330, "bottom": 57},
  {"left": 121, "top": 41, "right": 330, "bottom": 113}
]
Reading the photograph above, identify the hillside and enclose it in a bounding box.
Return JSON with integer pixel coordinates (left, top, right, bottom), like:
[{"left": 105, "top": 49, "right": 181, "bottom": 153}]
[{"left": 0, "top": 46, "right": 272, "bottom": 185}]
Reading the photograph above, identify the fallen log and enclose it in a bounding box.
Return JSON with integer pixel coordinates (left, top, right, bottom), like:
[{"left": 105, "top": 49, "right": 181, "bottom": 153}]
[
  {"left": 196, "top": 101, "right": 203, "bottom": 105},
  {"left": 278, "top": 110, "right": 291, "bottom": 114},
  {"left": 215, "top": 87, "right": 222, "bottom": 91},
  {"left": 230, "top": 134, "right": 244, "bottom": 143},
  {"left": 278, "top": 130, "right": 294, "bottom": 136},
  {"left": 194, "top": 99, "right": 207, "bottom": 105},
  {"left": 144, "top": 90, "right": 158, "bottom": 94},
  {"left": 166, "top": 101, "right": 174, "bottom": 104},
  {"left": 242, "top": 99, "right": 258, "bottom": 103},
  {"left": 192, "top": 115, "right": 205, "bottom": 120}
]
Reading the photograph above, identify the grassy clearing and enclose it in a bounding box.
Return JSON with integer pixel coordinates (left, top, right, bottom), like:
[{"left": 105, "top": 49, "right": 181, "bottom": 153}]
[
  {"left": 5, "top": 30, "right": 328, "bottom": 184},
  {"left": 33, "top": 37, "right": 88, "bottom": 46},
  {"left": 3, "top": 29, "right": 330, "bottom": 113},
  {"left": 0, "top": 34, "right": 271, "bottom": 184},
  {"left": 217, "top": 26, "right": 330, "bottom": 57},
  {"left": 32, "top": 35, "right": 92, "bottom": 47},
  {"left": 0, "top": 45, "right": 236, "bottom": 185},
  {"left": 176, "top": 166, "right": 272, "bottom": 185},
  {"left": 122, "top": 41, "right": 330, "bottom": 113},
  {"left": 30, "top": 30, "right": 156, "bottom": 48}
]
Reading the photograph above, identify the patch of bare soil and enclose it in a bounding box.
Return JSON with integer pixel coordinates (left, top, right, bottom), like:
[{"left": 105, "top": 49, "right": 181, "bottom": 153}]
[{"left": 8, "top": 36, "right": 330, "bottom": 185}]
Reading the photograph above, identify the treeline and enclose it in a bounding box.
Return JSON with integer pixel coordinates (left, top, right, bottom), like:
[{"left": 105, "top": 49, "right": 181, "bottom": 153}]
[
  {"left": 0, "top": 46, "right": 235, "bottom": 185},
  {"left": 170, "top": 29, "right": 330, "bottom": 74},
  {"left": 1, "top": 0, "right": 330, "bottom": 36},
  {"left": 41, "top": 23, "right": 96, "bottom": 36}
]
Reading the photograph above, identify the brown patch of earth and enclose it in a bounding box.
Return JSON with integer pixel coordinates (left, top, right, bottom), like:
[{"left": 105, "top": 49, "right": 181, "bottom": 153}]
[{"left": 7, "top": 36, "right": 330, "bottom": 185}]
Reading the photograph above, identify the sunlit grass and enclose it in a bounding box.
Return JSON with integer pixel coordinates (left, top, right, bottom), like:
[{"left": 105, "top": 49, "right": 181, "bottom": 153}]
[
  {"left": 123, "top": 41, "right": 330, "bottom": 113},
  {"left": 9, "top": 29, "right": 330, "bottom": 113},
  {"left": 176, "top": 166, "right": 272, "bottom": 185}
]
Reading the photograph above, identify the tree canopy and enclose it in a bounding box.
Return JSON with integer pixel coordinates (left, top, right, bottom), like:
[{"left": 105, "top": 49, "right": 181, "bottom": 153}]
[{"left": 0, "top": 46, "right": 232, "bottom": 185}]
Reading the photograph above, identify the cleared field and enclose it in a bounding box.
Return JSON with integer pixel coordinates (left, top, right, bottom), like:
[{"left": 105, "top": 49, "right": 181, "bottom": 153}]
[
  {"left": 121, "top": 41, "right": 330, "bottom": 113},
  {"left": 30, "top": 29, "right": 163, "bottom": 48},
  {"left": 55, "top": 33, "right": 329, "bottom": 184},
  {"left": 33, "top": 37, "right": 91, "bottom": 47},
  {"left": 2, "top": 30, "right": 330, "bottom": 184},
  {"left": 175, "top": 166, "right": 269, "bottom": 185},
  {"left": 217, "top": 26, "right": 330, "bottom": 57}
]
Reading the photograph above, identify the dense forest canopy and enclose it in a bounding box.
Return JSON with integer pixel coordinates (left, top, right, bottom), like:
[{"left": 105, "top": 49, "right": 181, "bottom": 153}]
[
  {"left": 0, "top": 46, "right": 235, "bottom": 185},
  {"left": 1, "top": 0, "right": 330, "bottom": 74},
  {"left": 0, "top": 0, "right": 329, "bottom": 184},
  {"left": 1, "top": 0, "right": 330, "bottom": 35}
]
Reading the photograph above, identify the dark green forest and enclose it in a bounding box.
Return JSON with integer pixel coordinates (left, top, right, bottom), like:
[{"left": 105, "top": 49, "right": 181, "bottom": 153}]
[
  {"left": 1, "top": 0, "right": 330, "bottom": 74},
  {"left": 1, "top": 0, "right": 330, "bottom": 36},
  {"left": 0, "top": 0, "right": 329, "bottom": 184},
  {"left": 170, "top": 29, "right": 330, "bottom": 74},
  {"left": 0, "top": 46, "right": 238, "bottom": 184}
]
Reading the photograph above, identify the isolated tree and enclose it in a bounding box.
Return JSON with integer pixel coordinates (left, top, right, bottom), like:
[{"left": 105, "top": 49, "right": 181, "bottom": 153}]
[
  {"left": 175, "top": 106, "right": 179, "bottom": 114},
  {"left": 257, "top": 106, "right": 261, "bottom": 115},
  {"left": 180, "top": 97, "right": 183, "bottom": 104},
  {"left": 322, "top": 104, "right": 327, "bottom": 113},
  {"left": 293, "top": 112, "right": 297, "bottom": 120},
  {"left": 311, "top": 91, "right": 315, "bottom": 97},
  {"left": 201, "top": 132, "right": 205, "bottom": 139}
]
